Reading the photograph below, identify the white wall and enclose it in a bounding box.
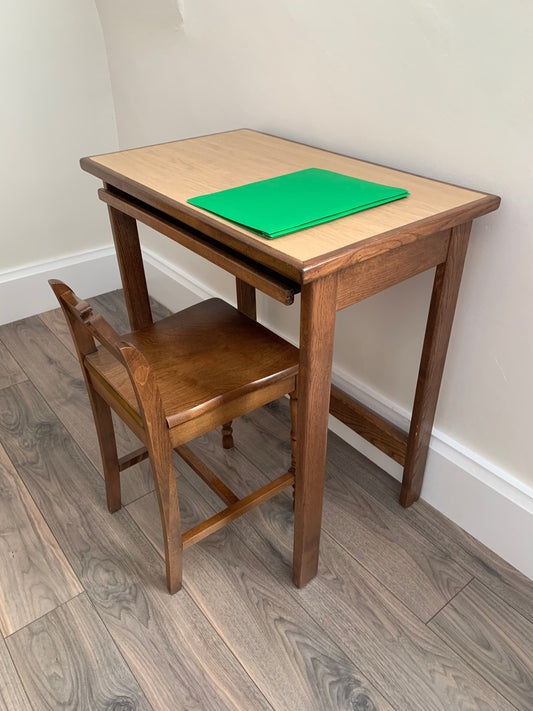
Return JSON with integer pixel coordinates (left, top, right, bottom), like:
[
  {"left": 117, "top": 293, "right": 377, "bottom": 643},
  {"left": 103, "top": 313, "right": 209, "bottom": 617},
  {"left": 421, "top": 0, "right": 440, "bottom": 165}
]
[
  {"left": 94, "top": 0, "right": 533, "bottom": 496},
  {"left": 0, "top": 0, "right": 118, "bottom": 275}
]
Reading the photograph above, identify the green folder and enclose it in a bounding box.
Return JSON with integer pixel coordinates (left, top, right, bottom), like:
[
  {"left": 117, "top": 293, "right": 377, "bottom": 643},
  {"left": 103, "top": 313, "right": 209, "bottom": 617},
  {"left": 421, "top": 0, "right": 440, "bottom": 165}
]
[{"left": 187, "top": 168, "right": 409, "bottom": 239}]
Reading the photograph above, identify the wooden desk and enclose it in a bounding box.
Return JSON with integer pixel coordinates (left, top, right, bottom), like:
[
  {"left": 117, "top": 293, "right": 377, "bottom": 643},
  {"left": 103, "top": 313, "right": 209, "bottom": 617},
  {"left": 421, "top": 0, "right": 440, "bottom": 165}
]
[{"left": 81, "top": 129, "right": 500, "bottom": 587}]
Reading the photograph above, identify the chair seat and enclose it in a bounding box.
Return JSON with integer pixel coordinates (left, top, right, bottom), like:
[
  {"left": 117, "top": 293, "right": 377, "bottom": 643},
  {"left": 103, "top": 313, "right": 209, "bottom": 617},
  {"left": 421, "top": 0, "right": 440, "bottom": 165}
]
[{"left": 85, "top": 298, "right": 299, "bottom": 428}]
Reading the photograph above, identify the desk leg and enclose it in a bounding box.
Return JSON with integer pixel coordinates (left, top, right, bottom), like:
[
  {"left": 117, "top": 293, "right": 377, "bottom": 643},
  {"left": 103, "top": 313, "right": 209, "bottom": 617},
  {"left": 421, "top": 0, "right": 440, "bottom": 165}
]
[
  {"left": 293, "top": 274, "right": 338, "bottom": 587},
  {"left": 236, "top": 278, "right": 257, "bottom": 319},
  {"left": 400, "top": 221, "right": 472, "bottom": 507},
  {"left": 108, "top": 205, "right": 152, "bottom": 330},
  {"left": 221, "top": 279, "right": 257, "bottom": 450}
]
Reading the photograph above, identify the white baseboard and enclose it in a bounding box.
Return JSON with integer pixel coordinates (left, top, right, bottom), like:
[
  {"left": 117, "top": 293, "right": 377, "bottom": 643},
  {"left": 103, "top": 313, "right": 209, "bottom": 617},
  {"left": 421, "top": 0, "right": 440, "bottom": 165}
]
[
  {"left": 327, "top": 371, "right": 533, "bottom": 580},
  {"left": 3, "top": 247, "right": 531, "bottom": 580},
  {"left": 0, "top": 247, "right": 122, "bottom": 325}
]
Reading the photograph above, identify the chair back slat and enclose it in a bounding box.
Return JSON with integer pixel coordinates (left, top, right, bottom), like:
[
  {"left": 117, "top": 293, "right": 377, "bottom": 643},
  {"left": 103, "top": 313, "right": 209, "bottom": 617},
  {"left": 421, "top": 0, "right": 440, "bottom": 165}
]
[
  {"left": 49, "top": 279, "right": 98, "bottom": 360},
  {"left": 86, "top": 313, "right": 124, "bottom": 361},
  {"left": 51, "top": 280, "right": 122, "bottom": 356},
  {"left": 49, "top": 280, "right": 167, "bottom": 439}
]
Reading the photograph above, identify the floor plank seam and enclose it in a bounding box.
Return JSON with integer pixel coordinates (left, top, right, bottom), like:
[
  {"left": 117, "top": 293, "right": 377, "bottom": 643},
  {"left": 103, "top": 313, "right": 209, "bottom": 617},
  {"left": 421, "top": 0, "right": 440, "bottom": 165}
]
[
  {"left": 261, "top": 397, "right": 485, "bottom": 576},
  {"left": 326, "top": 431, "right": 533, "bottom": 623},
  {"left": 117, "top": 478, "right": 156, "bottom": 507},
  {"left": 320, "top": 523, "right": 440, "bottom": 626},
  {"left": 384, "top": 506, "right": 499, "bottom": 595},
  {"left": 0, "top": 379, "right": 30, "bottom": 393},
  {"left": 431, "top": 576, "right": 533, "bottom": 711},
  {"left": 429, "top": 621, "right": 525, "bottom": 711},
  {"left": 424, "top": 575, "right": 475, "bottom": 626},
  {"left": 3, "top": 590, "right": 86, "bottom": 641}
]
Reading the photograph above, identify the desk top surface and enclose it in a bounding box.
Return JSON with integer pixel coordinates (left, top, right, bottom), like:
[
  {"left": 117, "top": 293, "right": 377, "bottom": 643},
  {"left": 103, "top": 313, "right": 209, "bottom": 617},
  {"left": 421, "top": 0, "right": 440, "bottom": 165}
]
[{"left": 81, "top": 129, "right": 499, "bottom": 280}]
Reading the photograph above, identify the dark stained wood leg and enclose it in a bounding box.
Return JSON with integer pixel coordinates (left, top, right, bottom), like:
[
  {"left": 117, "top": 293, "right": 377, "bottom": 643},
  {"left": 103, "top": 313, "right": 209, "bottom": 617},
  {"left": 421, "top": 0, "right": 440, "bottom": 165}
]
[
  {"left": 293, "top": 274, "right": 338, "bottom": 588},
  {"left": 400, "top": 222, "right": 472, "bottom": 507},
  {"left": 148, "top": 442, "right": 182, "bottom": 594},
  {"left": 236, "top": 278, "right": 257, "bottom": 320},
  {"left": 221, "top": 422, "right": 234, "bottom": 449},
  {"left": 87, "top": 387, "right": 121, "bottom": 513},
  {"left": 107, "top": 204, "right": 152, "bottom": 330},
  {"left": 219, "top": 279, "right": 258, "bottom": 450},
  {"left": 289, "top": 390, "right": 297, "bottom": 511}
]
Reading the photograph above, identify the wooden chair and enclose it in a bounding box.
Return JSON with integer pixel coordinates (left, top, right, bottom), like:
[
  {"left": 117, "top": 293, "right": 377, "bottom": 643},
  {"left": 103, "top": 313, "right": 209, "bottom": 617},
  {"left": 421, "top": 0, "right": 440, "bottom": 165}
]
[{"left": 50, "top": 280, "right": 299, "bottom": 593}]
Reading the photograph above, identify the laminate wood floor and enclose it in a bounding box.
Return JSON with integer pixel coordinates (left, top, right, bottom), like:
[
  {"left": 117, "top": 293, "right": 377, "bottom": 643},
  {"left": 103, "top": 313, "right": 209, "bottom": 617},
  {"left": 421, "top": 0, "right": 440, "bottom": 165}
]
[{"left": 0, "top": 290, "right": 531, "bottom": 711}]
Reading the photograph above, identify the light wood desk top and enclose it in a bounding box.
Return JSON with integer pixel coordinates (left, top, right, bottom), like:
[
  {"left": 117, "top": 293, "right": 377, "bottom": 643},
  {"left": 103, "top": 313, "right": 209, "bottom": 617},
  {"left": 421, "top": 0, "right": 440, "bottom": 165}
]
[{"left": 81, "top": 129, "right": 500, "bottom": 283}]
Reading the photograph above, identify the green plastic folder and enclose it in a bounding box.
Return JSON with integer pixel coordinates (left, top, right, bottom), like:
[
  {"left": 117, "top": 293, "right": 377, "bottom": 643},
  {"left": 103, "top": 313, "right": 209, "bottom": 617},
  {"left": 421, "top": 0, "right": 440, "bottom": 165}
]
[{"left": 187, "top": 168, "right": 409, "bottom": 239}]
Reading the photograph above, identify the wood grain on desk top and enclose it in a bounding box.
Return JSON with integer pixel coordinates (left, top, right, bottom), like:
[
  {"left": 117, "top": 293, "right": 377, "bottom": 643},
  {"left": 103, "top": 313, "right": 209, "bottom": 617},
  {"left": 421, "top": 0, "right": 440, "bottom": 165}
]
[{"left": 81, "top": 129, "right": 500, "bottom": 277}]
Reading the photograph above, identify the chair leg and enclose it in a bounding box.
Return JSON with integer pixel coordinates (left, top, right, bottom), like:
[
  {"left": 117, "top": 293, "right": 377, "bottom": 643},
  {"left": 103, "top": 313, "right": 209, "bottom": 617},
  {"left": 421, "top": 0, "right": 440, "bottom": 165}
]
[
  {"left": 222, "top": 421, "right": 234, "bottom": 449},
  {"left": 88, "top": 387, "right": 122, "bottom": 513},
  {"left": 289, "top": 391, "right": 298, "bottom": 511},
  {"left": 148, "top": 441, "right": 183, "bottom": 594}
]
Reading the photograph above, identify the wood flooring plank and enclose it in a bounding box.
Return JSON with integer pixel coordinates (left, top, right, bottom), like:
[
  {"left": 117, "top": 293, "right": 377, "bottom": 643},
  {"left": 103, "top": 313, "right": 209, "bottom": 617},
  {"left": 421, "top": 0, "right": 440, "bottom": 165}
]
[
  {"left": 325, "top": 422, "right": 533, "bottom": 625},
  {"left": 7, "top": 593, "right": 152, "bottom": 711},
  {"left": 127, "top": 491, "right": 394, "bottom": 711},
  {"left": 0, "top": 338, "right": 27, "bottom": 390},
  {"left": 300, "top": 532, "right": 517, "bottom": 711},
  {"left": 137, "top": 427, "right": 517, "bottom": 711},
  {"left": 220, "top": 485, "right": 517, "bottom": 711},
  {"left": 0, "top": 636, "right": 32, "bottom": 711},
  {"left": 0, "top": 315, "right": 154, "bottom": 505},
  {"left": 0, "top": 380, "right": 273, "bottom": 711},
  {"left": 319, "top": 457, "right": 471, "bottom": 622},
  {"left": 189, "top": 430, "right": 515, "bottom": 710},
  {"left": 257, "top": 397, "right": 533, "bottom": 625},
  {"left": 193, "top": 410, "right": 471, "bottom": 623},
  {"left": 0, "top": 443, "right": 82, "bottom": 637},
  {"left": 38, "top": 307, "right": 76, "bottom": 356},
  {"left": 429, "top": 578, "right": 533, "bottom": 711}
]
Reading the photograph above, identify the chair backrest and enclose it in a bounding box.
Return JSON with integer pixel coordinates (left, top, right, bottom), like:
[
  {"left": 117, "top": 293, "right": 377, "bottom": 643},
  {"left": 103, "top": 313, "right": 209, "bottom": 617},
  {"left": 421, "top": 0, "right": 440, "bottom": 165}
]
[
  {"left": 49, "top": 279, "right": 123, "bottom": 356},
  {"left": 49, "top": 280, "right": 164, "bottom": 436}
]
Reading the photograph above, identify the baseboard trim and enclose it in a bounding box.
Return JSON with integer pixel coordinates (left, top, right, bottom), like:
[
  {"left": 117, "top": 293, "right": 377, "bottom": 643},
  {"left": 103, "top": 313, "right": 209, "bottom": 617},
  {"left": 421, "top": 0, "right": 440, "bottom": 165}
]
[
  {"left": 0, "top": 247, "right": 122, "bottom": 325},
  {"left": 329, "top": 367, "right": 533, "bottom": 515},
  {"left": 327, "top": 369, "right": 533, "bottom": 580},
  {"left": 2, "top": 247, "right": 531, "bottom": 579}
]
